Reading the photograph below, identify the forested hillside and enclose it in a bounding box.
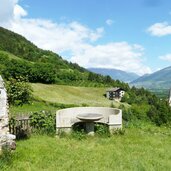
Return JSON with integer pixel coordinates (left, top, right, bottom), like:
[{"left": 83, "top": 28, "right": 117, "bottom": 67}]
[
  {"left": 1, "top": 27, "right": 171, "bottom": 126},
  {"left": 0, "top": 27, "right": 128, "bottom": 88}
]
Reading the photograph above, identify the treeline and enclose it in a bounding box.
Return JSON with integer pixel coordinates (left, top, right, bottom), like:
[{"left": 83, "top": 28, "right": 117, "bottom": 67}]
[
  {"left": 0, "top": 52, "right": 128, "bottom": 89},
  {"left": 121, "top": 87, "right": 171, "bottom": 126}
]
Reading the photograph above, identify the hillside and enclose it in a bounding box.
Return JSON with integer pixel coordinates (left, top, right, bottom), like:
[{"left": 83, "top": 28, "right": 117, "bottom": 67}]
[
  {"left": 88, "top": 68, "right": 139, "bottom": 82},
  {"left": 1, "top": 27, "right": 171, "bottom": 126},
  {"left": 131, "top": 66, "right": 171, "bottom": 89},
  {"left": 0, "top": 27, "right": 129, "bottom": 88},
  {"left": 0, "top": 27, "right": 86, "bottom": 83},
  {"left": 31, "top": 83, "right": 124, "bottom": 107}
]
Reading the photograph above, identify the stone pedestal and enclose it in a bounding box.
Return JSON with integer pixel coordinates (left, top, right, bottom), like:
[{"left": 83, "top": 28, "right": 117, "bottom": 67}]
[{"left": 85, "top": 122, "right": 94, "bottom": 135}]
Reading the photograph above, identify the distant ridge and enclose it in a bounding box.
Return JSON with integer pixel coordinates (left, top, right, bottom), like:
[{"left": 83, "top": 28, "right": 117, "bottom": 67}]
[
  {"left": 88, "top": 68, "right": 139, "bottom": 82},
  {"left": 130, "top": 66, "right": 171, "bottom": 89}
]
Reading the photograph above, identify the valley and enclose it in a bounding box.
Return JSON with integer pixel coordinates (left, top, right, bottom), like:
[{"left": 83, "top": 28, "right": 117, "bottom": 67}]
[{"left": 1, "top": 25, "right": 171, "bottom": 171}]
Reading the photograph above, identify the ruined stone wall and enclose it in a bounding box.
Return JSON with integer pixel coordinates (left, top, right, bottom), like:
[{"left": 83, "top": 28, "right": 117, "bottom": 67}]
[{"left": 0, "top": 76, "right": 15, "bottom": 150}]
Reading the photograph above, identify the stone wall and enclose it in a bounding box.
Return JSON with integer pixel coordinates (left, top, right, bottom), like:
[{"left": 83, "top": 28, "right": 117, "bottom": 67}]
[{"left": 0, "top": 76, "right": 16, "bottom": 151}]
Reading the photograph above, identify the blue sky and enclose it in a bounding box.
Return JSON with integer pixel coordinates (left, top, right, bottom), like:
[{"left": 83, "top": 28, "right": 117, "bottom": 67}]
[{"left": 1, "top": 0, "right": 171, "bottom": 75}]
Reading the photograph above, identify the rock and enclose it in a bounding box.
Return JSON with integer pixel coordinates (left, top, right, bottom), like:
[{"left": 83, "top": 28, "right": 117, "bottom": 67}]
[{"left": 0, "top": 75, "right": 16, "bottom": 150}]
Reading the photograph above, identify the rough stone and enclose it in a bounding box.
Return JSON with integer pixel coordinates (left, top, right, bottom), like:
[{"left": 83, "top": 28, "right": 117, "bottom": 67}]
[{"left": 0, "top": 75, "right": 16, "bottom": 151}]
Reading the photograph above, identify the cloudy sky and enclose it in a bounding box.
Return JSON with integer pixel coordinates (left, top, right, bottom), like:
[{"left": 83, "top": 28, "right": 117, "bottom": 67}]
[{"left": 1, "top": 0, "right": 171, "bottom": 75}]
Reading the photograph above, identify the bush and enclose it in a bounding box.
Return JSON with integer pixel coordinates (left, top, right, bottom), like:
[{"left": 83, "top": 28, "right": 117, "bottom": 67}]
[
  {"left": 29, "top": 111, "right": 56, "bottom": 135},
  {"left": 95, "top": 123, "right": 110, "bottom": 137},
  {"left": 71, "top": 123, "right": 86, "bottom": 140},
  {"left": 71, "top": 130, "right": 86, "bottom": 140},
  {"left": 147, "top": 102, "right": 171, "bottom": 126},
  {"left": 6, "top": 77, "right": 32, "bottom": 106}
]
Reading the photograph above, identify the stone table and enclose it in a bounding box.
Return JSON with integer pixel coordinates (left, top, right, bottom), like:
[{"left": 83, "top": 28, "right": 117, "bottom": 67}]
[{"left": 77, "top": 113, "right": 103, "bottom": 135}]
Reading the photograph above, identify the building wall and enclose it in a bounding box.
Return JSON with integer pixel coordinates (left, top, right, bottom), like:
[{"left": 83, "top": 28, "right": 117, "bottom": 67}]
[
  {"left": 106, "top": 90, "right": 125, "bottom": 100},
  {"left": 119, "top": 90, "right": 125, "bottom": 97},
  {"left": 106, "top": 92, "right": 110, "bottom": 99}
]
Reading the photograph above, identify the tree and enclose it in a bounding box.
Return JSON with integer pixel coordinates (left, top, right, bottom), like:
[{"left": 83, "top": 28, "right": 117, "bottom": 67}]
[{"left": 6, "top": 77, "right": 33, "bottom": 105}]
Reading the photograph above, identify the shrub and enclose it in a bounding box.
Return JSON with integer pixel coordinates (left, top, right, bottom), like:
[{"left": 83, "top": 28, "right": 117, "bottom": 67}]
[
  {"left": 71, "top": 123, "right": 86, "bottom": 140},
  {"left": 95, "top": 123, "right": 110, "bottom": 137},
  {"left": 6, "top": 77, "right": 32, "bottom": 106},
  {"left": 29, "top": 111, "right": 56, "bottom": 135},
  {"left": 110, "top": 102, "right": 116, "bottom": 108},
  {"left": 71, "top": 130, "right": 86, "bottom": 140}
]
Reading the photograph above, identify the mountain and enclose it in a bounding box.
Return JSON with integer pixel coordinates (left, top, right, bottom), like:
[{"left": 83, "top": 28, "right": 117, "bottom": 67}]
[
  {"left": 0, "top": 27, "right": 129, "bottom": 89},
  {"left": 130, "top": 66, "right": 171, "bottom": 89},
  {"left": 88, "top": 68, "right": 139, "bottom": 82}
]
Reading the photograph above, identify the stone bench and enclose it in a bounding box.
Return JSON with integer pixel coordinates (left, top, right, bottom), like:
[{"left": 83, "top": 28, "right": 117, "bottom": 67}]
[{"left": 56, "top": 107, "right": 122, "bottom": 134}]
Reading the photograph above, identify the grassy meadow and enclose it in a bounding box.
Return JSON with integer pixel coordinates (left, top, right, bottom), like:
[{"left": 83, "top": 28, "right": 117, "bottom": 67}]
[
  {"left": 9, "top": 101, "right": 58, "bottom": 116},
  {"left": 10, "top": 83, "right": 127, "bottom": 116},
  {"left": 3, "top": 84, "right": 171, "bottom": 171},
  {"left": 31, "top": 83, "right": 124, "bottom": 107},
  {"left": 1, "top": 124, "right": 171, "bottom": 171}
]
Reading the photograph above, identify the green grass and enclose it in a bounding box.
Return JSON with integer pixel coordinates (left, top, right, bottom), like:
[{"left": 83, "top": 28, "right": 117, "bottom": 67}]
[
  {"left": 6, "top": 84, "right": 171, "bottom": 170},
  {"left": 1, "top": 124, "right": 171, "bottom": 171},
  {"left": 10, "top": 83, "right": 129, "bottom": 117},
  {"left": 31, "top": 83, "right": 127, "bottom": 107},
  {"left": 0, "top": 50, "right": 23, "bottom": 60},
  {"left": 9, "top": 101, "right": 58, "bottom": 117}
]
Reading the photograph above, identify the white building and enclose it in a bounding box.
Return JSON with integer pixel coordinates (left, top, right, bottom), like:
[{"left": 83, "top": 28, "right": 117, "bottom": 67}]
[{"left": 106, "top": 87, "right": 125, "bottom": 100}]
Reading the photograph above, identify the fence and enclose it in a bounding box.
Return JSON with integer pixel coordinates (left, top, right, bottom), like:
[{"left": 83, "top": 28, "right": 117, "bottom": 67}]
[
  {"left": 9, "top": 116, "right": 31, "bottom": 139},
  {"left": 9, "top": 110, "right": 56, "bottom": 138}
]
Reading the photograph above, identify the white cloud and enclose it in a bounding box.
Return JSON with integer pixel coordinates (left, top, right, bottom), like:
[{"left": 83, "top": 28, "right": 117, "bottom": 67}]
[
  {"left": 0, "top": 0, "right": 18, "bottom": 23},
  {"left": 71, "top": 42, "right": 151, "bottom": 75},
  {"left": 147, "top": 22, "right": 171, "bottom": 36},
  {"left": 14, "top": 4, "right": 27, "bottom": 20},
  {"left": 9, "top": 19, "right": 104, "bottom": 53},
  {"left": 106, "top": 19, "right": 113, "bottom": 26},
  {"left": 0, "top": 0, "right": 151, "bottom": 75},
  {"left": 159, "top": 53, "right": 171, "bottom": 61}
]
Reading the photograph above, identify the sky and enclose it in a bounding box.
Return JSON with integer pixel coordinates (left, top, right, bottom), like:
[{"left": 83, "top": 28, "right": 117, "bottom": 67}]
[{"left": 1, "top": 0, "right": 171, "bottom": 75}]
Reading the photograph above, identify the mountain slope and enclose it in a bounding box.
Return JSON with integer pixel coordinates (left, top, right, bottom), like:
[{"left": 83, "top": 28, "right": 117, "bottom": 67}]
[
  {"left": 131, "top": 66, "right": 171, "bottom": 89},
  {"left": 88, "top": 68, "right": 139, "bottom": 82},
  {"left": 0, "top": 27, "right": 85, "bottom": 71},
  {"left": 0, "top": 27, "right": 129, "bottom": 89}
]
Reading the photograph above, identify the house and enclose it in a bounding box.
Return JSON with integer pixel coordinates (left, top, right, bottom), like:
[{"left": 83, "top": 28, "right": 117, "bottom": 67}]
[{"left": 106, "top": 87, "right": 125, "bottom": 100}]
